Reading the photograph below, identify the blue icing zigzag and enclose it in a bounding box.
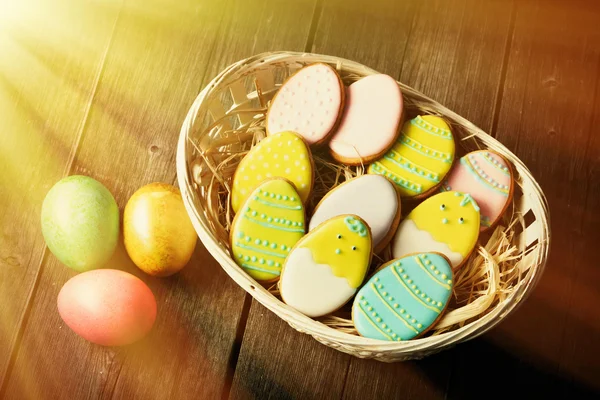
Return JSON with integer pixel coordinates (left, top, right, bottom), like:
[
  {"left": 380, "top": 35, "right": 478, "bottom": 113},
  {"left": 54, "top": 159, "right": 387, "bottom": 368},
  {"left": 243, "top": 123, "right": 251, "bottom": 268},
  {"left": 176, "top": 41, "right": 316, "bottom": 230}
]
[{"left": 352, "top": 253, "right": 453, "bottom": 341}]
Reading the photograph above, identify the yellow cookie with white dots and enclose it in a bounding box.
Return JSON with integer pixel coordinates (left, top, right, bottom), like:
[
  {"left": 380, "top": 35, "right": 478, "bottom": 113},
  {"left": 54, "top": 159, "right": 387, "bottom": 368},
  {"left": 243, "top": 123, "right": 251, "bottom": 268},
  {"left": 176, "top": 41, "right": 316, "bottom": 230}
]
[{"left": 231, "top": 131, "right": 314, "bottom": 213}]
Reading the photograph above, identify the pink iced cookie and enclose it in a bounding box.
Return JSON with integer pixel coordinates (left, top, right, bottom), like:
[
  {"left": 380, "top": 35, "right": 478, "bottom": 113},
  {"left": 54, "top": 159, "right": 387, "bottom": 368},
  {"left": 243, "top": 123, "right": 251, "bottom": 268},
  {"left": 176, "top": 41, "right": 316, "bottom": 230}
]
[
  {"left": 441, "top": 150, "right": 514, "bottom": 232},
  {"left": 328, "top": 74, "right": 404, "bottom": 165},
  {"left": 266, "top": 63, "right": 344, "bottom": 146}
]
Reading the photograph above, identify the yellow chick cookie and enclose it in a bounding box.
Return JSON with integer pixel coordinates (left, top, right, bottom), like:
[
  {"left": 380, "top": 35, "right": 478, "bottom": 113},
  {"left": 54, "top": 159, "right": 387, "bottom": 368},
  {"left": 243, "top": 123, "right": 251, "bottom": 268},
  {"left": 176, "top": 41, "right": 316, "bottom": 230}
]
[
  {"left": 392, "top": 191, "right": 480, "bottom": 269},
  {"left": 280, "top": 215, "right": 372, "bottom": 317}
]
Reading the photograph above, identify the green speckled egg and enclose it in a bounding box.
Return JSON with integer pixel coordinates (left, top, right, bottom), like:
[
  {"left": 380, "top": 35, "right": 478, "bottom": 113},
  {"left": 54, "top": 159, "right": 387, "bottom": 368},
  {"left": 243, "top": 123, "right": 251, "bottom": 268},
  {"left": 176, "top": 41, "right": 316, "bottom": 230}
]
[{"left": 41, "top": 175, "right": 119, "bottom": 272}]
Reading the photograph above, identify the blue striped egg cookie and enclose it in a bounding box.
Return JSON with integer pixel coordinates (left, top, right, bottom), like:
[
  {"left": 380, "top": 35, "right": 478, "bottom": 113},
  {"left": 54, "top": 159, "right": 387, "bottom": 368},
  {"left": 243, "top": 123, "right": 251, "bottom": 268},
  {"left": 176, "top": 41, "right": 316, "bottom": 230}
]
[
  {"left": 230, "top": 179, "right": 306, "bottom": 282},
  {"left": 352, "top": 253, "right": 453, "bottom": 341}
]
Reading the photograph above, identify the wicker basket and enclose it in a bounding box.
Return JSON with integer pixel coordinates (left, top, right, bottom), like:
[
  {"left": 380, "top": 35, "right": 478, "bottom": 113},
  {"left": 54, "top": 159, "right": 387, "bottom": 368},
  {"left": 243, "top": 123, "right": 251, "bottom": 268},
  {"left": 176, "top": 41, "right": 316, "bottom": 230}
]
[{"left": 176, "top": 52, "right": 550, "bottom": 362}]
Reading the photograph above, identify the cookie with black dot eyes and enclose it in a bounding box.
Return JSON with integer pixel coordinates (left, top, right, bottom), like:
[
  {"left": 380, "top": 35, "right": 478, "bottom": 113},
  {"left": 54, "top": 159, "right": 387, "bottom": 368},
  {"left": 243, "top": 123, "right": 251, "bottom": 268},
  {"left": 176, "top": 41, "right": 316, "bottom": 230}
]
[
  {"left": 279, "top": 215, "right": 373, "bottom": 317},
  {"left": 266, "top": 63, "right": 345, "bottom": 146},
  {"left": 440, "top": 150, "right": 514, "bottom": 232},
  {"left": 392, "top": 191, "right": 480, "bottom": 269}
]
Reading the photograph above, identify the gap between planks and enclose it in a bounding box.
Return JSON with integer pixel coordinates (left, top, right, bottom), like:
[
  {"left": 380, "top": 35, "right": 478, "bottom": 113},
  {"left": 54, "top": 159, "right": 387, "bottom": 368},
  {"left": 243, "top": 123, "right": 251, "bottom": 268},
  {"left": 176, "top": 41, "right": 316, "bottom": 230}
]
[
  {"left": 0, "top": 2, "right": 124, "bottom": 395},
  {"left": 220, "top": 1, "right": 325, "bottom": 398},
  {"left": 490, "top": 1, "right": 517, "bottom": 139}
]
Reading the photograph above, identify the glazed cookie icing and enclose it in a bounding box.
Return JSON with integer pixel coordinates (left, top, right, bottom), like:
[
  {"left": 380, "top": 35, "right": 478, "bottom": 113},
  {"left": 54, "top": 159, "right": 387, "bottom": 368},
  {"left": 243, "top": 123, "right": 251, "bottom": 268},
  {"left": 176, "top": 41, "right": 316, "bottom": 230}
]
[
  {"left": 353, "top": 253, "right": 453, "bottom": 341},
  {"left": 231, "top": 179, "right": 306, "bottom": 282},
  {"left": 231, "top": 131, "right": 313, "bottom": 213},
  {"left": 368, "top": 115, "right": 455, "bottom": 197},
  {"left": 392, "top": 191, "right": 480, "bottom": 268},
  {"left": 308, "top": 175, "right": 399, "bottom": 251},
  {"left": 280, "top": 215, "right": 372, "bottom": 317},
  {"left": 267, "top": 63, "right": 344, "bottom": 145},
  {"left": 441, "top": 150, "right": 512, "bottom": 231},
  {"left": 328, "top": 74, "right": 403, "bottom": 163}
]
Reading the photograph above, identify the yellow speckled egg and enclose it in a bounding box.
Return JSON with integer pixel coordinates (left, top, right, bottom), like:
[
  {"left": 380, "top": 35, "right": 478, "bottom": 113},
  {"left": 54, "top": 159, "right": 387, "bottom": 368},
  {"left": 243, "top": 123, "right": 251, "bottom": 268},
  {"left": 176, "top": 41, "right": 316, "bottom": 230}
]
[{"left": 124, "top": 183, "right": 197, "bottom": 277}]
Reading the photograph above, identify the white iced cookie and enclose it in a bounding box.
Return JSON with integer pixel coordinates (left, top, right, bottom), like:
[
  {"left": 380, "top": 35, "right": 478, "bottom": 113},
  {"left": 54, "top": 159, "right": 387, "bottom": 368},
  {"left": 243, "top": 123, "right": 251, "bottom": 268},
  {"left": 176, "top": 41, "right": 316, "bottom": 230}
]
[
  {"left": 280, "top": 215, "right": 372, "bottom": 317},
  {"left": 328, "top": 74, "right": 404, "bottom": 165},
  {"left": 309, "top": 175, "right": 400, "bottom": 252}
]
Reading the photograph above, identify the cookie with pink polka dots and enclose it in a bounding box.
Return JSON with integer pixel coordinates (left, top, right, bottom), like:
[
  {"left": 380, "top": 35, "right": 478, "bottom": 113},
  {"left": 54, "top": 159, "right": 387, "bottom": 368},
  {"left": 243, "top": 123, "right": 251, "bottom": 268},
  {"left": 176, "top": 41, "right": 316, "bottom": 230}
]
[
  {"left": 231, "top": 131, "right": 314, "bottom": 214},
  {"left": 266, "top": 63, "right": 344, "bottom": 146}
]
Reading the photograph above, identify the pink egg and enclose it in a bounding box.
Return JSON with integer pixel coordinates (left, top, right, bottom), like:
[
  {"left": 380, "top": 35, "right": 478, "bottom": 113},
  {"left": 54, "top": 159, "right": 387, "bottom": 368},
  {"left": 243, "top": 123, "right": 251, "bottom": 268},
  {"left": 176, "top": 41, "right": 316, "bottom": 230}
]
[{"left": 57, "top": 269, "right": 157, "bottom": 346}]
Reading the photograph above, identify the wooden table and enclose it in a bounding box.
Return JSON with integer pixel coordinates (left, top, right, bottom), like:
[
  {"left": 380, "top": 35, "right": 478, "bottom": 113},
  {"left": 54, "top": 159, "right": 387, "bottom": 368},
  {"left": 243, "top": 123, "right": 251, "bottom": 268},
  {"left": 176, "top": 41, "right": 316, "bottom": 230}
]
[{"left": 1, "top": 0, "right": 599, "bottom": 398}]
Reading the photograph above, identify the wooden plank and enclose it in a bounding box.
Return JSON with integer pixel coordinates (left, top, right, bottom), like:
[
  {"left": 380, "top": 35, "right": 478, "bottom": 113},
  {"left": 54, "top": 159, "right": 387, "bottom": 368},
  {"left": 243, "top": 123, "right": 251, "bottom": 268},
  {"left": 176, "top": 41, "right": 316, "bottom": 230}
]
[
  {"left": 310, "top": 0, "right": 417, "bottom": 73},
  {"left": 232, "top": 0, "right": 516, "bottom": 398},
  {"left": 230, "top": 303, "right": 350, "bottom": 400},
  {"left": 333, "top": 1, "right": 515, "bottom": 398},
  {"left": 399, "top": 0, "right": 516, "bottom": 131},
  {"left": 205, "top": 0, "right": 320, "bottom": 82},
  {"left": 562, "top": 81, "right": 600, "bottom": 394},
  {"left": 1, "top": 1, "right": 237, "bottom": 399},
  {"left": 448, "top": 0, "right": 600, "bottom": 397},
  {"left": 229, "top": 1, "right": 419, "bottom": 399},
  {"left": 3, "top": 0, "right": 326, "bottom": 398},
  {"left": 0, "top": 0, "right": 122, "bottom": 388},
  {"left": 342, "top": 352, "right": 453, "bottom": 400}
]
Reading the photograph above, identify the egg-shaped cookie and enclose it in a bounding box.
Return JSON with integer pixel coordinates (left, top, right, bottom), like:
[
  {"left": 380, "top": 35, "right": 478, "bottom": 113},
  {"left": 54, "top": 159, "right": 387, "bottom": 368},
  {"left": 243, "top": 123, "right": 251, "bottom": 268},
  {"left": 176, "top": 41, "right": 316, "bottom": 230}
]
[
  {"left": 353, "top": 253, "right": 453, "bottom": 341},
  {"left": 231, "top": 179, "right": 306, "bottom": 282},
  {"left": 309, "top": 175, "right": 400, "bottom": 252},
  {"left": 231, "top": 131, "right": 314, "bottom": 213},
  {"left": 266, "top": 63, "right": 344, "bottom": 146},
  {"left": 368, "top": 115, "right": 455, "bottom": 199},
  {"left": 329, "top": 74, "right": 404, "bottom": 165},
  {"left": 392, "top": 191, "right": 480, "bottom": 269},
  {"left": 280, "top": 215, "right": 372, "bottom": 317},
  {"left": 441, "top": 150, "right": 513, "bottom": 232}
]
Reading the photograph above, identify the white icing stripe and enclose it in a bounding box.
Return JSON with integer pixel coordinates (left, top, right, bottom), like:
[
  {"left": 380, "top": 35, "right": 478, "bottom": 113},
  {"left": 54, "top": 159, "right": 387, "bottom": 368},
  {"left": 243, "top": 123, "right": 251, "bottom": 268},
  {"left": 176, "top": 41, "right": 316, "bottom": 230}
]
[{"left": 392, "top": 220, "right": 463, "bottom": 267}]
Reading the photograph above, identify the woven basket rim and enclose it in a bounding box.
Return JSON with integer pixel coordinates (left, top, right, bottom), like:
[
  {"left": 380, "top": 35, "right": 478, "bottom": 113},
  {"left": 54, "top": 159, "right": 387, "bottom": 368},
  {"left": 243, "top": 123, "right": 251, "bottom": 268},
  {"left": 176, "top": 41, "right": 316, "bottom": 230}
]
[{"left": 176, "top": 51, "right": 551, "bottom": 357}]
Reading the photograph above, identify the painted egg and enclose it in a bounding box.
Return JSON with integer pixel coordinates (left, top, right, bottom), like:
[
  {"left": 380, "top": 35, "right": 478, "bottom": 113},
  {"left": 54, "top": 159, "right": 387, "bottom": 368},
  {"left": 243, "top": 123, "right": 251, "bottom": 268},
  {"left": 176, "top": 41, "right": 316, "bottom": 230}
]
[
  {"left": 309, "top": 175, "right": 400, "bottom": 252},
  {"left": 231, "top": 131, "right": 313, "bottom": 213},
  {"left": 231, "top": 179, "right": 306, "bottom": 282},
  {"left": 124, "top": 183, "right": 197, "bottom": 277},
  {"left": 441, "top": 150, "right": 514, "bottom": 231},
  {"left": 353, "top": 253, "right": 453, "bottom": 341},
  {"left": 368, "top": 115, "right": 455, "bottom": 198},
  {"left": 266, "top": 63, "right": 344, "bottom": 145},
  {"left": 41, "top": 175, "right": 119, "bottom": 272},
  {"left": 58, "top": 269, "right": 157, "bottom": 346},
  {"left": 280, "top": 215, "right": 372, "bottom": 317},
  {"left": 329, "top": 74, "right": 404, "bottom": 165},
  {"left": 392, "top": 191, "right": 480, "bottom": 269}
]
